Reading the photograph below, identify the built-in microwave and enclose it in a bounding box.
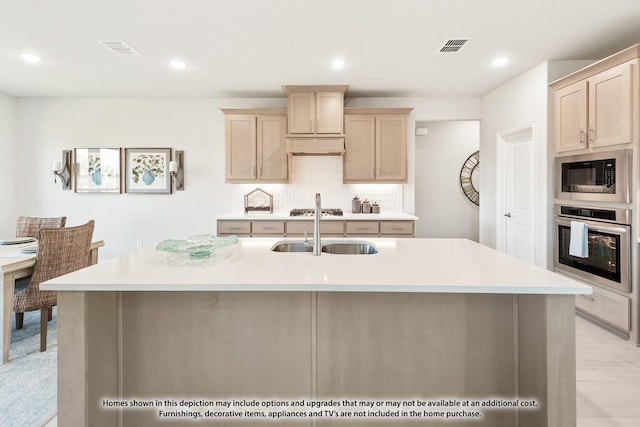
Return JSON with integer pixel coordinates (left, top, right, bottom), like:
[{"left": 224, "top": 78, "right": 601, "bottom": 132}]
[{"left": 555, "top": 149, "right": 631, "bottom": 203}]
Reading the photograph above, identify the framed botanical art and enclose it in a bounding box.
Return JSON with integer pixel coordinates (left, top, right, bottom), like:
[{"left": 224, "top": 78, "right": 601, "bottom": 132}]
[
  {"left": 125, "top": 148, "right": 172, "bottom": 194},
  {"left": 74, "top": 148, "right": 122, "bottom": 193}
]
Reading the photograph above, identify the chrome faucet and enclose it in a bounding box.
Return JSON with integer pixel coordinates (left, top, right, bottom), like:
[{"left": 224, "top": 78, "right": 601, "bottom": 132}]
[{"left": 313, "top": 193, "right": 321, "bottom": 256}]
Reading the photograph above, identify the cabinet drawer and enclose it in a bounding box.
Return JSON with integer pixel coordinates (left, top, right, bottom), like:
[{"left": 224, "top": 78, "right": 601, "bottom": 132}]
[
  {"left": 287, "top": 221, "right": 344, "bottom": 236},
  {"left": 575, "top": 285, "right": 630, "bottom": 331},
  {"left": 252, "top": 221, "right": 285, "bottom": 235},
  {"left": 380, "top": 221, "right": 414, "bottom": 236},
  {"left": 345, "top": 221, "right": 379, "bottom": 235},
  {"left": 217, "top": 220, "right": 251, "bottom": 235}
]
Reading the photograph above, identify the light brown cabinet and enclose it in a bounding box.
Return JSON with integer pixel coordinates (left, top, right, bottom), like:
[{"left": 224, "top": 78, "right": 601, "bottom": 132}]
[
  {"left": 285, "top": 221, "right": 345, "bottom": 237},
  {"left": 217, "top": 220, "right": 286, "bottom": 237},
  {"left": 575, "top": 285, "right": 630, "bottom": 332},
  {"left": 379, "top": 221, "right": 414, "bottom": 237},
  {"left": 284, "top": 86, "right": 348, "bottom": 135},
  {"left": 553, "top": 60, "right": 636, "bottom": 154},
  {"left": 343, "top": 109, "right": 411, "bottom": 183},
  {"left": 222, "top": 109, "right": 288, "bottom": 183},
  {"left": 217, "top": 219, "right": 415, "bottom": 238}
]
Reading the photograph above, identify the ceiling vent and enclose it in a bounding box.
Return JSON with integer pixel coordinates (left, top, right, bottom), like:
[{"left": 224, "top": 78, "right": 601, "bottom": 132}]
[
  {"left": 98, "top": 40, "right": 141, "bottom": 56},
  {"left": 438, "top": 39, "right": 470, "bottom": 53}
]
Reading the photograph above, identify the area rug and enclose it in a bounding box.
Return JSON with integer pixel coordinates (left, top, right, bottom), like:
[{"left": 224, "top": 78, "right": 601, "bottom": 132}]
[{"left": 0, "top": 308, "right": 57, "bottom": 427}]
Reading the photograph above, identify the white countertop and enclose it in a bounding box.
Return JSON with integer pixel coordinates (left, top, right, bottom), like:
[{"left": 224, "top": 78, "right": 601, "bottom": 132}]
[
  {"left": 42, "top": 238, "right": 591, "bottom": 295},
  {"left": 217, "top": 212, "right": 419, "bottom": 221}
]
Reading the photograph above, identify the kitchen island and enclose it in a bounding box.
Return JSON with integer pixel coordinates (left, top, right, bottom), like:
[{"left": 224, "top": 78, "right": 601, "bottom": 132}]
[{"left": 42, "top": 238, "right": 591, "bottom": 427}]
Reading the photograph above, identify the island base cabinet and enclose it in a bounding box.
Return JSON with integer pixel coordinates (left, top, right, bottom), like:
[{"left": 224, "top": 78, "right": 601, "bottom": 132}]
[{"left": 57, "top": 291, "right": 576, "bottom": 427}]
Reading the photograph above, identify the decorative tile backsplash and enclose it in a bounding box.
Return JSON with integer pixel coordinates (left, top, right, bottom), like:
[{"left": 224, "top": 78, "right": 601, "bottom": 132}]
[{"left": 230, "top": 156, "right": 403, "bottom": 213}]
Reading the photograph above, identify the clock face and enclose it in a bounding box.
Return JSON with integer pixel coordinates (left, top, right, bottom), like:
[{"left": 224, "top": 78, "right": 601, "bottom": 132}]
[{"left": 460, "top": 151, "right": 480, "bottom": 206}]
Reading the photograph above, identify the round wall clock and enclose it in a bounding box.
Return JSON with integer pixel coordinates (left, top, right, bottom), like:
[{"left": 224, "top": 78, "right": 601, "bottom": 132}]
[{"left": 459, "top": 150, "right": 480, "bottom": 206}]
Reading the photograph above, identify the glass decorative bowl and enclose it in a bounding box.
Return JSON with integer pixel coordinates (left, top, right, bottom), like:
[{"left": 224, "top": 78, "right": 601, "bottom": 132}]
[{"left": 155, "top": 234, "right": 238, "bottom": 258}]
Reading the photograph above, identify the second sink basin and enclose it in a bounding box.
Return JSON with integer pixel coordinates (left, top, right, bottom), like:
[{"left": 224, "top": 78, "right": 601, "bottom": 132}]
[
  {"left": 321, "top": 242, "right": 378, "bottom": 254},
  {"left": 270, "top": 240, "right": 378, "bottom": 255}
]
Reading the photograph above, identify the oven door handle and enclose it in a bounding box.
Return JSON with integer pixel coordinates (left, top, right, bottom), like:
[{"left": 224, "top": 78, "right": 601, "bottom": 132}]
[
  {"left": 555, "top": 218, "right": 629, "bottom": 235},
  {"left": 589, "top": 225, "right": 628, "bottom": 235}
]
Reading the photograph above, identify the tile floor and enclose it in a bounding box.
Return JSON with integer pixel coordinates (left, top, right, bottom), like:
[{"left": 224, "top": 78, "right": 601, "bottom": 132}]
[
  {"left": 575, "top": 316, "right": 640, "bottom": 426},
  {"left": 42, "top": 316, "right": 640, "bottom": 427}
]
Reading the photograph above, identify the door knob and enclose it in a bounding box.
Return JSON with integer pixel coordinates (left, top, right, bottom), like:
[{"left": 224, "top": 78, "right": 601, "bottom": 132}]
[{"left": 504, "top": 213, "right": 512, "bottom": 218}]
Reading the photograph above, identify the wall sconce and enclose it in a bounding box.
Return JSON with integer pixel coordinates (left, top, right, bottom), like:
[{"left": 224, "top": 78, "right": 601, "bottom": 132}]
[
  {"left": 169, "top": 150, "right": 184, "bottom": 191},
  {"left": 52, "top": 150, "right": 72, "bottom": 190}
]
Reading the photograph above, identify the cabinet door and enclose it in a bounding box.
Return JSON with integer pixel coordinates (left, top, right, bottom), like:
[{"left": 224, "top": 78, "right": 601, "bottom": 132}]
[
  {"left": 217, "top": 220, "right": 251, "bottom": 236},
  {"left": 554, "top": 81, "right": 588, "bottom": 154},
  {"left": 588, "top": 61, "right": 634, "bottom": 148},
  {"left": 257, "top": 115, "right": 288, "bottom": 182},
  {"left": 251, "top": 221, "right": 285, "bottom": 236},
  {"left": 345, "top": 221, "right": 379, "bottom": 236},
  {"left": 225, "top": 115, "right": 256, "bottom": 181},
  {"left": 287, "top": 92, "right": 315, "bottom": 134},
  {"left": 316, "top": 92, "right": 344, "bottom": 134},
  {"left": 379, "top": 221, "right": 414, "bottom": 237},
  {"left": 376, "top": 115, "right": 407, "bottom": 181},
  {"left": 344, "top": 115, "right": 376, "bottom": 182}
]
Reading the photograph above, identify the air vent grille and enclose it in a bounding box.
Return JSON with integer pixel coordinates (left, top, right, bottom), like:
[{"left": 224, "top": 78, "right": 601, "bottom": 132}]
[
  {"left": 98, "top": 40, "right": 141, "bottom": 56},
  {"left": 439, "top": 39, "right": 470, "bottom": 53}
]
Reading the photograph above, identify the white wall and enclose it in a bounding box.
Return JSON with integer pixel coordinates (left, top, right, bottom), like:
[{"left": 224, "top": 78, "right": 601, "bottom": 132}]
[
  {"left": 0, "top": 93, "right": 17, "bottom": 238},
  {"left": 414, "top": 121, "right": 479, "bottom": 240},
  {"left": 480, "top": 60, "right": 593, "bottom": 268},
  {"left": 346, "top": 97, "right": 482, "bottom": 215},
  {"left": 15, "top": 96, "right": 482, "bottom": 259}
]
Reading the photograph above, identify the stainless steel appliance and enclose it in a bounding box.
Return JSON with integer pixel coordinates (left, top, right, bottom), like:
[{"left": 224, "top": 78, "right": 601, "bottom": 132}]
[
  {"left": 554, "top": 204, "right": 631, "bottom": 292},
  {"left": 555, "top": 149, "right": 631, "bottom": 203}
]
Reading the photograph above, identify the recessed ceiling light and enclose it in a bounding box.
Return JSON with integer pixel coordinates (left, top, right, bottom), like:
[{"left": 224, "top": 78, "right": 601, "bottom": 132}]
[
  {"left": 21, "top": 53, "right": 42, "bottom": 64},
  {"left": 492, "top": 57, "right": 510, "bottom": 67},
  {"left": 170, "top": 59, "right": 186, "bottom": 70},
  {"left": 331, "top": 59, "right": 346, "bottom": 70}
]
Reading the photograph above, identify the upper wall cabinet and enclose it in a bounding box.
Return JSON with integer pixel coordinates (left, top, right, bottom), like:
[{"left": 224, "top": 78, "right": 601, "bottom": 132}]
[
  {"left": 343, "top": 108, "right": 412, "bottom": 183},
  {"left": 283, "top": 85, "right": 348, "bottom": 135},
  {"left": 552, "top": 51, "right": 638, "bottom": 155},
  {"left": 222, "top": 109, "right": 288, "bottom": 183}
]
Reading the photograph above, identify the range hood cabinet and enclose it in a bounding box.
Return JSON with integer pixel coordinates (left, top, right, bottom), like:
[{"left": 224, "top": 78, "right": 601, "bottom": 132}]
[{"left": 285, "top": 138, "right": 345, "bottom": 155}]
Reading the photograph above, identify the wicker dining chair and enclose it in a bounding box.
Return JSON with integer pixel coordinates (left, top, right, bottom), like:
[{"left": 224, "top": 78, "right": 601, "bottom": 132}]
[
  {"left": 13, "top": 220, "right": 95, "bottom": 352},
  {"left": 14, "top": 216, "right": 67, "bottom": 322},
  {"left": 15, "top": 216, "right": 67, "bottom": 238}
]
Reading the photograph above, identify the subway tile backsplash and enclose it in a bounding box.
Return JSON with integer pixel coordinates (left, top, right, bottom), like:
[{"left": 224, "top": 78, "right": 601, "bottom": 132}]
[{"left": 231, "top": 156, "right": 403, "bottom": 213}]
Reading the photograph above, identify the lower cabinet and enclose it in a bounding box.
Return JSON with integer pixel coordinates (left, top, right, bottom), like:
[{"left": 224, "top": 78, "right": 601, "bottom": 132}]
[
  {"left": 217, "top": 219, "right": 415, "bottom": 238},
  {"left": 345, "top": 221, "right": 379, "bottom": 237},
  {"left": 216, "top": 220, "right": 252, "bottom": 237},
  {"left": 286, "top": 221, "right": 345, "bottom": 237},
  {"left": 380, "top": 220, "right": 415, "bottom": 237},
  {"left": 575, "top": 284, "right": 631, "bottom": 332}
]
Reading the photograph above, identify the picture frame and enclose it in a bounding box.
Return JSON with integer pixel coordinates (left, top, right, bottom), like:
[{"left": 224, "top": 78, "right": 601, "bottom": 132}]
[
  {"left": 74, "top": 148, "right": 122, "bottom": 193},
  {"left": 125, "top": 148, "right": 172, "bottom": 194}
]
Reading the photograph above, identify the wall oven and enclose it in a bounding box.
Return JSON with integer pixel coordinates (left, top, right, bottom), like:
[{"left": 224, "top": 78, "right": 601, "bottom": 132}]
[
  {"left": 555, "top": 149, "right": 631, "bottom": 203},
  {"left": 554, "top": 204, "right": 631, "bottom": 293}
]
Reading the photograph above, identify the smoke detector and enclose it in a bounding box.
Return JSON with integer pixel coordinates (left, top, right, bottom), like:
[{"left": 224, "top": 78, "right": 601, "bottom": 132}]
[
  {"left": 438, "top": 39, "right": 470, "bottom": 53},
  {"left": 98, "top": 40, "right": 141, "bottom": 56}
]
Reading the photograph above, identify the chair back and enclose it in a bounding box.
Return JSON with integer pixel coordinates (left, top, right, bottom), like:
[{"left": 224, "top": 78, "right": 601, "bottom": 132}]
[
  {"left": 14, "top": 220, "right": 94, "bottom": 312},
  {"left": 16, "top": 216, "right": 67, "bottom": 238}
]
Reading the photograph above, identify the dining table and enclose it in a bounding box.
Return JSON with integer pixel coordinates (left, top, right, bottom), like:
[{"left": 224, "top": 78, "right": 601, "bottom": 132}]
[{"left": 0, "top": 238, "right": 104, "bottom": 364}]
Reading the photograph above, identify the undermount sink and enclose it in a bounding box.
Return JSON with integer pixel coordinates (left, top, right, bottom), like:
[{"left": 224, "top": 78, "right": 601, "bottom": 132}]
[
  {"left": 321, "top": 242, "right": 378, "bottom": 254},
  {"left": 270, "top": 241, "right": 312, "bottom": 253},
  {"left": 270, "top": 240, "right": 378, "bottom": 255}
]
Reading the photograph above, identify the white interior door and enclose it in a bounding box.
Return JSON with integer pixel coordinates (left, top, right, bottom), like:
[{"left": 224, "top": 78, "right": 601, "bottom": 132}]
[{"left": 498, "top": 125, "right": 535, "bottom": 263}]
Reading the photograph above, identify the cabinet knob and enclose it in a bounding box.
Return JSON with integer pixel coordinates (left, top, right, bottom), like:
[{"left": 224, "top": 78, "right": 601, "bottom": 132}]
[{"left": 504, "top": 213, "right": 512, "bottom": 218}]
